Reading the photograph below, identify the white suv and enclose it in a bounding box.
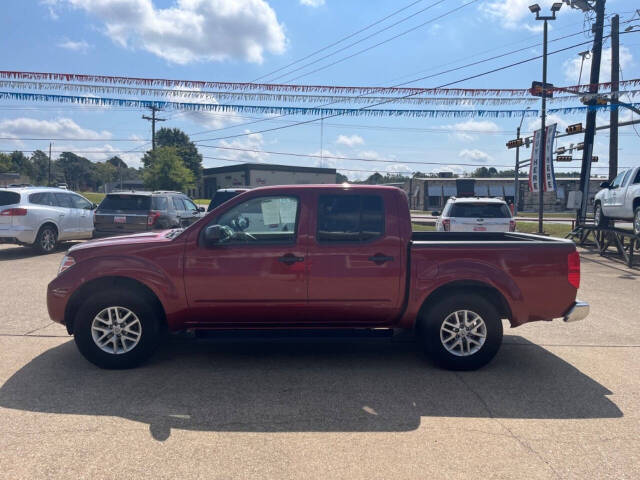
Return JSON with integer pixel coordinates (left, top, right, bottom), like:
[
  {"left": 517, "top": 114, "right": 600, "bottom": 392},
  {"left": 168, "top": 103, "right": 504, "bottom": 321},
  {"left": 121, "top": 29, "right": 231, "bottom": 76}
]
[
  {"left": 0, "top": 187, "right": 95, "bottom": 253},
  {"left": 593, "top": 167, "right": 640, "bottom": 235},
  {"left": 434, "top": 197, "right": 515, "bottom": 232}
]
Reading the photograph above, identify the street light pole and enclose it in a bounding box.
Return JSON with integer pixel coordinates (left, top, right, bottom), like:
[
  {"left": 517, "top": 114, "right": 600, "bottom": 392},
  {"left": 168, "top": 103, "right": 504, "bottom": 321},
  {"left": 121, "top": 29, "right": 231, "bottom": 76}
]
[
  {"left": 530, "top": 3, "right": 561, "bottom": 234},
  {"left": 538, "top": 17, "right": 548, "bottom": 234}
]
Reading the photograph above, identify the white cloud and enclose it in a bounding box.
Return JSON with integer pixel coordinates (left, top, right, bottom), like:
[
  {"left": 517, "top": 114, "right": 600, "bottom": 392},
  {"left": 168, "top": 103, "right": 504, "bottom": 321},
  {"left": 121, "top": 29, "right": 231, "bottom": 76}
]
[
  {"left": 563, "top": 46, "right": 634, "bottom": 84},
  {"left": 57, "top": 39, "right": 91, "bottom": 53},
  {"left": 212, "top": 131, "right": 268, "bottom": 165},
  {"left": 526, "top": 113, "right": 569, "bottom": 133},
  {"left": 55, "top": 0, "right": 287, "bottom": 64},
  {"left": 0, "top": 117, "right": 112, "bottom": 140},
  {"left": 480, "top": 0, "right": 566, "bottom": 32},
  {"left": 335, "top": 134, "right": 364, "bottom": 147},
  {"left": 441, "top": 119, "right": 500, "bottom": 142},
  {"left": 300, "top": 0, "right": 325, "bottom": 7},
  {"left": 458, "top": 148, "right": 492, "bottom": 163}
]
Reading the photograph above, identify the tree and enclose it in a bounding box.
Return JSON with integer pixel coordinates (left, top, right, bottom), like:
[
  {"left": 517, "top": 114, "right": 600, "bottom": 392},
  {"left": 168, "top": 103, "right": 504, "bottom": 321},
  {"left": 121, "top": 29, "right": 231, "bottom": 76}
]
[
  {"left": 30, "top": 150, "right": 50, "bottom": 185},
  {"left": 93, "top": 162, "right": 117, "bottom": 190},
  {"left": 56, "top": 152, "right": 94, "bottom": 190},
  {"left": 336, "top": 172, "right": 349, "bottom": 183},
  {"left": 8, "top": 151, "right": 34, "bottom": 179},
  {"left": 142, "top": 147, "right": 195, "bottom": 192},
  {"left": 0, "top": 153, "right": 12, "bottom": 173},
  {"left": 153, "top": 128, "right": 203, "bottom": 180}
]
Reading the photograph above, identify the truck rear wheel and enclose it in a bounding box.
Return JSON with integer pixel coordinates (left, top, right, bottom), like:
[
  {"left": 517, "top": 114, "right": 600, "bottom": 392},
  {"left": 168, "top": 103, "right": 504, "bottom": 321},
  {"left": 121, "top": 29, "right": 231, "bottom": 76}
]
[
  {"left": 419, "top": 293, "right": 503, "bottom": 370},
  {"left": 73, "top": 289, "right": 162, "bottom": 369}
]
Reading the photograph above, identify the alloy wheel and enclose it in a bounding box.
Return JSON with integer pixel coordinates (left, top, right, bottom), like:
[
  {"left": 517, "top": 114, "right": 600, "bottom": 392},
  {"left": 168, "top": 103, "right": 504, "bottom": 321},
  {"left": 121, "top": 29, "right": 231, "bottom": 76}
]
[
  {"left": 41, "top": 229, "right": 56, "bottom": 252},
  {"left": 91, "top": 306, "right": 142, "bottom": 355},
  {"left": 439, "top": 310, "right": 487, "bottom": 357}
]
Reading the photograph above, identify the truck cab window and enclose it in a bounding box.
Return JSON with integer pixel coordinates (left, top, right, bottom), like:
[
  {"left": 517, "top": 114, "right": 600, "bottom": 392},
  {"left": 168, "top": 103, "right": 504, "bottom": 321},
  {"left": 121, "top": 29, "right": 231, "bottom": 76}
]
[
  {"left": 317, "top": 194, "right": 384, "bottom": 242},
  {"left": 214, "top": 196, "right": 299, "bottom": 244}
]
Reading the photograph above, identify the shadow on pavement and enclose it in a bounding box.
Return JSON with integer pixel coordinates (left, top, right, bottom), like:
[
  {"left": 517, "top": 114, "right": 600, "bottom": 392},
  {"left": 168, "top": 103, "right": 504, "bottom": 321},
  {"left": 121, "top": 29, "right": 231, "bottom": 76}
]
[
  {"left": 0, "top": 335, "right": 622, "bottom": 441},
  {"left": 0, "top": 242, "right": 81, "bottom": 261}
]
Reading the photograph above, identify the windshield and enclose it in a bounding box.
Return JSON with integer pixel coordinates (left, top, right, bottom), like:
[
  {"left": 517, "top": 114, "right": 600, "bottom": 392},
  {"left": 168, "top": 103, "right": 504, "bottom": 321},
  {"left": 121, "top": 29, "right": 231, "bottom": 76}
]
[
  {"left": 449, "top": 203, "right": 511, "bottom": 218},
  {"left": 99, "top": 194, "right": 151, "bottom": 211},
  {"left": 208, "top": 191, "right": 242, "bottom": 211}
]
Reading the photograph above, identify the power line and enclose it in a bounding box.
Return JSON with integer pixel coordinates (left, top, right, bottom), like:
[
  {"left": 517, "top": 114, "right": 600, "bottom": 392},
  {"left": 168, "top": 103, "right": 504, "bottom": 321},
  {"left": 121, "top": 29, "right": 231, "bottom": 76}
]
[
  {"left": 252, "top": 0, "right": 429, "bottom": 82},
  {"left": 188, "top": 37, "right": 603, "bottom": 144},
  {"left": 270, "top": 0, "right": 452, "bottom": 83}
]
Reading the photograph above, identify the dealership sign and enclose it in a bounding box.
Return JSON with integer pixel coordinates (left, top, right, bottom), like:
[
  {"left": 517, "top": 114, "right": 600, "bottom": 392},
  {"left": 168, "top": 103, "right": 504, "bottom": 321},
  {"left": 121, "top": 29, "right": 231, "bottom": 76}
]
[{"left": 528, "top": 123, "right": 557, "bottom": 193}]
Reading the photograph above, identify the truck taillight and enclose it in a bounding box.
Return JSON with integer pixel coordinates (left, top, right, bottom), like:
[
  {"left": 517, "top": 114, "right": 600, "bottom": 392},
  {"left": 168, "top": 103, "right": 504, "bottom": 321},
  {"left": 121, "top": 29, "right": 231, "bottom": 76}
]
[
  {"left": 147, "top": 211, "right": 161, "bottom": 226},
  {"left": 568, "top": 251, "right": 580, "bottom": 289},
  {"left": 442, "top": 219, "right": 450, "bottom": 231},
  {"left": 0, "top": 208, "right": 27, "bottom": 216},
  {"left": 509, "top": 219, "right": 516, "bottom": 232}
]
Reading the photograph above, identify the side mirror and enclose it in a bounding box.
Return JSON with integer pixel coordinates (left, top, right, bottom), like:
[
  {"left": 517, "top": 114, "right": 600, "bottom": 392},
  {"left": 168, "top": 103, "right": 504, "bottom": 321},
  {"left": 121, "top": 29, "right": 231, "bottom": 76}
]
[
  {"left": 204, "top": 224, "right": 231, "bottom": 245},
  {"left": 92, "top": 203, "right": 98, "bottom": 210},
  {"left": 198, "top": 206, "right": 205, "bottom": 213},
  {"left": 431, "top": 211, "right": 441, "bottom": 216},
  {"left": 599, "top": 181, "right": 610, "bottom": 189}
]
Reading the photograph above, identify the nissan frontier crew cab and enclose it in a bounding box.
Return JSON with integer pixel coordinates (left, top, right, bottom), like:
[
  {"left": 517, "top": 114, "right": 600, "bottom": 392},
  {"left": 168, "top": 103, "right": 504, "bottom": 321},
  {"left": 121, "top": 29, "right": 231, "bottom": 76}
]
[{"left": 47, "top": 185, "right": 589, "bottom": 370}]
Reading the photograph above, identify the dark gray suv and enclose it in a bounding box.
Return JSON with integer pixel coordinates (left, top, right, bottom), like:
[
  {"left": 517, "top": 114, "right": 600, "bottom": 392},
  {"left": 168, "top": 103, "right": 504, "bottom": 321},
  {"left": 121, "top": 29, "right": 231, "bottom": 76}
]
[{"left": 93, "top": 191, "right": 204, "bottom": 237}]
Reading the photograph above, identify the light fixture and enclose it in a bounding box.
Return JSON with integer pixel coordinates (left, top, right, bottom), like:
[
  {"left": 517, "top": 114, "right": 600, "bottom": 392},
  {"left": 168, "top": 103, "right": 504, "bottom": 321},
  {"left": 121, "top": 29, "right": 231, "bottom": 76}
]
[
  {"left": 551, "top": 2, "right": 563, "bottom": 12},
  {"left": 529, "top": 4, "right": 541, "bottom": 13}
]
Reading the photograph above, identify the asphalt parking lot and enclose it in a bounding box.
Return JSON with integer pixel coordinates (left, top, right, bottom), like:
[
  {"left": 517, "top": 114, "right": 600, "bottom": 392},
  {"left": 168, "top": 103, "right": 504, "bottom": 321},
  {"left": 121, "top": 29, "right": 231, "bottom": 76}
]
[{"left": 0, "top": 243, "right": 638, "bottom": 479}]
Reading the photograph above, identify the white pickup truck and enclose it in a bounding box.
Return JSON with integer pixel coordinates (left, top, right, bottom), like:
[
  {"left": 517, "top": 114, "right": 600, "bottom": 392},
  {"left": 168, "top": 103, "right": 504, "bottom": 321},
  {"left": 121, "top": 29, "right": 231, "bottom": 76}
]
[{"left": 593, "top": 167, "right": 640, "bottom": 234}]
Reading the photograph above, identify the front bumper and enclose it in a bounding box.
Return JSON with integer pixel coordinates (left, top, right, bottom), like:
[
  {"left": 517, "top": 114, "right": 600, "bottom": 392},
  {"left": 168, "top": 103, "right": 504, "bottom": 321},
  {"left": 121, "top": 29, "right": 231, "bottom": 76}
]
[{"left": 563, "top": 301, "right": 590, "bottom": 323}]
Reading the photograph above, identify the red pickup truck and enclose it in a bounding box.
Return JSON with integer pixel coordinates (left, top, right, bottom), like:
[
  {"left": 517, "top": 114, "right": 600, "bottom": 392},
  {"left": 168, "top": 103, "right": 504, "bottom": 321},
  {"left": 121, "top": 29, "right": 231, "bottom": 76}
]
[{"left": 47, "top": 185, "right": 588, "bottom": 370}]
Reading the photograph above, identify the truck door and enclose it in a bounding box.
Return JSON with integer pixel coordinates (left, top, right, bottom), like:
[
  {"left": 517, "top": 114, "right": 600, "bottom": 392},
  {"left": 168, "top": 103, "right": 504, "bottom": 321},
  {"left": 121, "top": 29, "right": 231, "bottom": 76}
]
[
  {"left": 611, "top": 169, "right": 632, "bottom": 217},
  {"left": 307, "top": 192, "right": 404, "bottom": 325},
  {"left": 183, "top": 193, "right": 308, "bottom": 325}
]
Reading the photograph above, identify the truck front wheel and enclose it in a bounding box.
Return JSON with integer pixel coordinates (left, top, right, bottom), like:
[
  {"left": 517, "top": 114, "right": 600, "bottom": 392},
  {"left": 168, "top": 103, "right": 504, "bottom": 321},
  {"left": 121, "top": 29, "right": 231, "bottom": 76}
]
[
  {"left": 419, "top": 294, "right": 503, "bottom": 370},
  {"left": 73, "top": 289, "right": 163, "bottom": 369}
]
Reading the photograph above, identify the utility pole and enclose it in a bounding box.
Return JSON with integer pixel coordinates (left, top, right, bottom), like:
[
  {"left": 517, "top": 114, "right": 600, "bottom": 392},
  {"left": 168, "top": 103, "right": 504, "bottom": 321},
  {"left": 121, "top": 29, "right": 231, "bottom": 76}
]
[
  {"left": 576, "top": 0, "right": 606, "bottom": 224},
  {"left": 48, "top": 142, "right": 52, "bottom": 186},
  {"left": 142, "top": 106, "right": 166, "bottom": 151},
  {"left": 609, "top": 14, "right": 619, "bottom": 181}
]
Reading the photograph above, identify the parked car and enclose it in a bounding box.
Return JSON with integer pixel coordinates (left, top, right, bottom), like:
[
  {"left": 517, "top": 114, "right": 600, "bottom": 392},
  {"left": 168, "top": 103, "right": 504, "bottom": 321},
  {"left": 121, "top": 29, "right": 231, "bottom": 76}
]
[
  {"left": 48, "top": 185, "right": 587, "bottom": 370},
  {"left": 0, "top": 187, "right": 95, "bottom": 253},
  {"left": 434, "top": 197, "right": 516, "bottom": 232},
  {"left": 93, "top": 191, "right": 204, "bottom": 237},
  {"left": 593, "top": 167, "right": 640, "bottom": 234},
  {"left": 207, "top": 188, "right": 250, "bottom": 212}
]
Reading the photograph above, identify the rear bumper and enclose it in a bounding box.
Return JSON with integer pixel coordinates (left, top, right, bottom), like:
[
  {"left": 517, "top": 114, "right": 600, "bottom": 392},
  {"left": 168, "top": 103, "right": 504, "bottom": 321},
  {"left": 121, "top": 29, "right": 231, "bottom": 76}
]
[
  {"left": 0, "top": 225, "right": 36, "bottom": 244},
  {"left": 563, "top": 301, "right": 590, "bottom": 323}
]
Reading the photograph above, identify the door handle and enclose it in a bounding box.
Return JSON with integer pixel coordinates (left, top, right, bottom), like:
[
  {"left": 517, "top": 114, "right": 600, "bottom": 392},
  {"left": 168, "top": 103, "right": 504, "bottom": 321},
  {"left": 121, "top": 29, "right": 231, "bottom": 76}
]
[
  {"left": 278, "top": 254, "right": 304, "bottom": 265},
  {"left": 368, "top": 254, "right": 394, "bottom": 265}
]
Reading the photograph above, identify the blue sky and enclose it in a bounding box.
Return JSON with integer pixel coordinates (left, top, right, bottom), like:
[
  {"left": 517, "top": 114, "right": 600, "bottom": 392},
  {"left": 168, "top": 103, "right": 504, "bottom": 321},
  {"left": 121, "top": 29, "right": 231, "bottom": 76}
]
[{"left": 1, "top": 0, "right": 639, "bottom": 180}]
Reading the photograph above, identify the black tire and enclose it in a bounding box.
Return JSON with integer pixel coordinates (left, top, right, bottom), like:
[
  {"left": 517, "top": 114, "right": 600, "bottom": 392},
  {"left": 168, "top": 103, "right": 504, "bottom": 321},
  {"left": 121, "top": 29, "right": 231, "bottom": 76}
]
[
  {"left": 633, "top": 207, "right": 640, "bottom": 236},
  {"left": 33, "top": 224, "right": 58, "bottom": 254},
  {"left": 419, "top": 293, "right": 503, "bottom": 371},
  {"left": 73, "top": 289, "right": 163, "bottom": 369},
  {"left": 594, "top": 202, "right": 610, "bottom": 228}
]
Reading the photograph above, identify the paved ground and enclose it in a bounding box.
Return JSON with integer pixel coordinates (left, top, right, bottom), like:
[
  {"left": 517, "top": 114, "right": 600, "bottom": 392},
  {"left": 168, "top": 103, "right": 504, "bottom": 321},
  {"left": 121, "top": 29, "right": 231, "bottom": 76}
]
[{"left": 0, "top": 243, "right": 638, "bottom": 479}]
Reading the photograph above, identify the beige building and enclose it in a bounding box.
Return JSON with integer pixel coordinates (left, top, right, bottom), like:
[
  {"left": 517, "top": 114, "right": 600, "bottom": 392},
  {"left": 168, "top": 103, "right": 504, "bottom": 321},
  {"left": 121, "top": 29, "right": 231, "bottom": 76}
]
[
  {"left": 200, "top": 163, "right": 337, "bottom": 199},
  {"left": 406, "top": 176, "right": 603, "bottom": 213}
]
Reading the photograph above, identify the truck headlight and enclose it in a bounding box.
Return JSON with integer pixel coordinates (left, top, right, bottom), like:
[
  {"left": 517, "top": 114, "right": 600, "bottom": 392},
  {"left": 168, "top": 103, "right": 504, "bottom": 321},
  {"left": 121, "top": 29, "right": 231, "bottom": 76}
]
[{"left": 58, "top": 255, "right": 76, "bottom": 276}]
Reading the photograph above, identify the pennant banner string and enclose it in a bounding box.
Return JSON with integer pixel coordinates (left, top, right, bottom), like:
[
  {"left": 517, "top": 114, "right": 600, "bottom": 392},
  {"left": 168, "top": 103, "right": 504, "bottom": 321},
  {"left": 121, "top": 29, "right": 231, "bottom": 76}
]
[
  {"left": 1, "top": 91, "right": 637, "bottom": 118},
  {"left": 1, "top": 70, "right": 639, "bottom": 97},
  {"left": 2, "top": 80, "right": 639, "bottom": 106}
]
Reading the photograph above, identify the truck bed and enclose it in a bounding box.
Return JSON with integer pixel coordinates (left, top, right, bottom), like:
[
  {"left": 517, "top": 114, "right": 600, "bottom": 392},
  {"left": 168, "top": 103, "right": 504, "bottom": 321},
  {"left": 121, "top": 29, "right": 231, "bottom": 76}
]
[{"left": 411, "top": 231, "right": 571, "bottom": 244}]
